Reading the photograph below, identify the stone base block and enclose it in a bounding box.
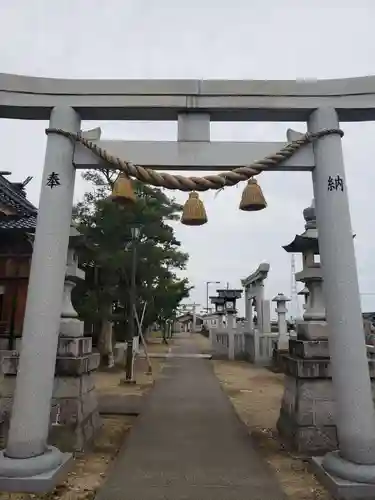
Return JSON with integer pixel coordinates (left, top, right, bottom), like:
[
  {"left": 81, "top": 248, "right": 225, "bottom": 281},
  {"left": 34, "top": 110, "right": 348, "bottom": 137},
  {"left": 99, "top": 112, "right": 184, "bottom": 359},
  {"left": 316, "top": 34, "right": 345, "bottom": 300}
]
[
  {"left": 57, "top": 336, "right": 92, "bottom": 357},
  {"left": 282, "top": 355, "right": 331, "bottom": 378},
  {"left": 0, "top": 375, "right": 101, "bottom": 453},
  {"left": 0, "top": 452, "right": 72, "bottom": 493},
  {"left": 277, "top": 354, "right": 375, "bottom": 454},
  {"left": 56, "top": 353, "right": 100, "bottom": 375},
  {"left": 271, "top": 348, "right": 289, "bottom": 373},
  {"left": 289, "top": 339, "right": 329, "bottom": 359},
  {"left": 277, "top": 407, "right": 338, "bottom": 454},
  {"left": 50, "top": 373, "right": 102, "bottom": 452},
  {"left": 0, "top": 335, "right": 101, "bottom": 453},
  {"left": 277, "top": 373, "right": 338, "bottom": 454},
  {"left": 297, "top": 321, "right": 328, "bottom": 340},
  {"left": 311, "top": 457, "right": 375, "bottom": 500},
  {"left": 282, "top": 354, "right": 375, "bottom": 379},
  {"left": 1, "top": 351, "right": 100, "bottom": 376},
  {"left": 59, "top": 318, "right": 84, "bottom": 337}
]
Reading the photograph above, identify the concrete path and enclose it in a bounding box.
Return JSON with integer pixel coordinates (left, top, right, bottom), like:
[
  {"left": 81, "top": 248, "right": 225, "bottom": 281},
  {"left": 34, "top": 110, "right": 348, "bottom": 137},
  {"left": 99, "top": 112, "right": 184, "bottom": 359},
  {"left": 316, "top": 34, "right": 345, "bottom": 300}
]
[{"left": 96, "top": 335, "right": 286, "bottom": 500}]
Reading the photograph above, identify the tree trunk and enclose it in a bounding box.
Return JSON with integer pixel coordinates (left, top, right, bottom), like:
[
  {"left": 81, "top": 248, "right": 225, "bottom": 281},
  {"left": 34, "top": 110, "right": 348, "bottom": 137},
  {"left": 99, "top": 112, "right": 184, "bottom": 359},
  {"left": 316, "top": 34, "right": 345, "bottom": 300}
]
[{"left": 98, "top": 305, "right": 114, "bottom": 368}]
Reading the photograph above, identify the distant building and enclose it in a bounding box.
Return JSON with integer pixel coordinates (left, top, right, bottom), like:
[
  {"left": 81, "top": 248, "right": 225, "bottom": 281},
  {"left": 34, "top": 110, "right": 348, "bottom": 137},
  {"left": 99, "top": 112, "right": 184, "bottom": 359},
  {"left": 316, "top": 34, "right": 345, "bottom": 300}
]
[
  {"left": 202, "top": 312, "right": 226, "bottom": 329},
  {"left": 173, "top": 312, "right": 203, "bottom": 333},
  {"left": 0, "top": 174, "right": 37, "bottom": 346}
]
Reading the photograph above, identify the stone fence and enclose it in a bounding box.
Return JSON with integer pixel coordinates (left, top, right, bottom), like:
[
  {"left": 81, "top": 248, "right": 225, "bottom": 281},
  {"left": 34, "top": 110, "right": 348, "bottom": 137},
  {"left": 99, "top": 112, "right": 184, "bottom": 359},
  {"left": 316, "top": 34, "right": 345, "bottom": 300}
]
[
  {"left": 243, "top": 330, "right": 277, "bottom": 366},
  {"left": 211, "top": 328, "right": 245, "bottom": 360},
  {"left": 210, "top": 326, "right": 277, "bottom": 365}
]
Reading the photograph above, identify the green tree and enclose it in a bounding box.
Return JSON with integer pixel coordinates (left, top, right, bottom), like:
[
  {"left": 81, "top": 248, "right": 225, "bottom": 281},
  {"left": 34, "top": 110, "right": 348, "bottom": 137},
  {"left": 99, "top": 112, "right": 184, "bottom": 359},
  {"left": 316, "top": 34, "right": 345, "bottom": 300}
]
[{"left": 72, "top": 169, "right": 191, "bottom": 364}]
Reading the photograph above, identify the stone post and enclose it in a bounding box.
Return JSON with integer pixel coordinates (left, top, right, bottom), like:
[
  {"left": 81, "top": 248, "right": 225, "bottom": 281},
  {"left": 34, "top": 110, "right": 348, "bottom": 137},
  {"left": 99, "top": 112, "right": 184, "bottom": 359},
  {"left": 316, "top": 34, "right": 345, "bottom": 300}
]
[
  {"left": 227, "top": 313, "right": 236, "bottom": 360},
  {"left": 0, "top": 107, "right": 80, "bottom": 491},
  {"left": 309, "top": 107, "right": 375, "bottom": 485},
  {"left": 245, "top": 289, "right": 253, "bottom": 332},
  {"left": 260, "top": 299, "right": 271, "bottom": 333},
  {"left": 255, "top": 283, "right": 265, "bottom": 332},
  {"left": 272, "top": 293, "right": 290, "bottom": 350},
  {"left": 218, "top": 314, "right": 224, "bottom": 329}
]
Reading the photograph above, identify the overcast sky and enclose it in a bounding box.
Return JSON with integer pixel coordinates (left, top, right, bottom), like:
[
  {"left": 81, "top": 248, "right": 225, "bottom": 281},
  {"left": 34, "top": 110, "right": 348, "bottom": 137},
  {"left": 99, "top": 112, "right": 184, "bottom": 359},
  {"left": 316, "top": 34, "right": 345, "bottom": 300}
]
[{"left": 1, "top": 0, "right": 375, "bottom": 317}]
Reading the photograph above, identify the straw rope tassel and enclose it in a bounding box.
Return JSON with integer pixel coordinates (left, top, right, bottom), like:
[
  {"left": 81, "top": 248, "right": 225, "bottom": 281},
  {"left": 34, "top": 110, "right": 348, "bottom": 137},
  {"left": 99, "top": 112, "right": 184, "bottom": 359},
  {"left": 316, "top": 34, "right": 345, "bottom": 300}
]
[
  {"left": 181, "top": 192, "right": 208, "bottom": 226},
  {"left": 110, "top": 172, "right": 136, "bottom": 205},
  {"left": 239, "top": 178, "right": 267, "bottom": 211}
]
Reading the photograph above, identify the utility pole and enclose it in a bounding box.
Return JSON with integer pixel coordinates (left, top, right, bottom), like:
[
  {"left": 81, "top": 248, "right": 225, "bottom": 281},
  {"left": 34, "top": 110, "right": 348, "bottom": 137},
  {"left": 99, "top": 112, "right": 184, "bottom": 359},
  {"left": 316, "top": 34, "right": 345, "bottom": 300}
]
[{"left": 125, "top": 226, "right": 141, "bottom": 382}]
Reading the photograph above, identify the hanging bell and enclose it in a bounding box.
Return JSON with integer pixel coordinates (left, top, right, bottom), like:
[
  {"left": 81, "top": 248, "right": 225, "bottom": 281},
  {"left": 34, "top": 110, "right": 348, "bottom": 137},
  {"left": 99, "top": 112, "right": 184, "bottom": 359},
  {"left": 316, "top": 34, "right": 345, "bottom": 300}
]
[
  {"left": 181, "top": 192, "right": 208, "bottom": 226},
  {"left": 239, "top": 178, "right": 267, "bottom": 212},
  {"left": 110, "top": 173, "right": 136, "bottom": 205}
]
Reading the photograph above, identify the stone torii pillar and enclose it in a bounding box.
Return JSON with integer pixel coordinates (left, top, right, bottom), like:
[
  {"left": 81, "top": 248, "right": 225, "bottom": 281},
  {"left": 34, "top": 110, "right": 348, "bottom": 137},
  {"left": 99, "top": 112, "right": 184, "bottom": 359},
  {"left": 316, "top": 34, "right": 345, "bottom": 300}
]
[
  {"left": 309, "top": 107, "right": 375, "bottom": 489},
  {"left": 0, "top": 107, "right": 79, "bottom": 491}
]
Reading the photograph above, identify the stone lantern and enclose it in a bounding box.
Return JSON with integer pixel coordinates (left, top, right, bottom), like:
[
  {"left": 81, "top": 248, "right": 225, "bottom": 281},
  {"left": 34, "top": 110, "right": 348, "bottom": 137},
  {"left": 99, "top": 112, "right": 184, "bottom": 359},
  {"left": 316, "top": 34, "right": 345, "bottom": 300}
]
[
  {"left": 216, "top": 289, "right": 243, "bottom": 330},
  {"left": 283, "top": 200, "right": 326, "bottom": 339},
  {"left": 298, "top": 286, "right": 310, "bottom": 310},
  {"left": 277, "top": 200, "right": 357, "bottom": 455},
  {"left": 60, "top": 226, "right": 86, "bottom": 337},
  {"left": 210, "top": 296, "right": 225, "bottom": 328}
]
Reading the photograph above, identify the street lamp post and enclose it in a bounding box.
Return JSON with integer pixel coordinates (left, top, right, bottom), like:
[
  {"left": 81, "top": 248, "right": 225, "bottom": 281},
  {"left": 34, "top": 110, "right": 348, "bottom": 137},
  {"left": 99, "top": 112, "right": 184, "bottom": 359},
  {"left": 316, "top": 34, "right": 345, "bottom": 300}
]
[
  {"left": 124, "top": 226, "right": 141, "bottom": 382},
  {"left": 206, "top": 281, "right": 221, "bottom": 313}
]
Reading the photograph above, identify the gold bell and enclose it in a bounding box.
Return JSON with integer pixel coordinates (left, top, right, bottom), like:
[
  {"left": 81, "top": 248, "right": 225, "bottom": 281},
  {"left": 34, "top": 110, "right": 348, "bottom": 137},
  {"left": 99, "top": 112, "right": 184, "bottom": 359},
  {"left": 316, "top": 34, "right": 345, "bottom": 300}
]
[
  {"left": 239, "top": 178, "right": 267, "bottom": 211},
  {"left": 110, "top": 173, "right": 136, "bottom": 205},
  {"left": 181, "top": 192, "right": 208, "bottom": 226}
]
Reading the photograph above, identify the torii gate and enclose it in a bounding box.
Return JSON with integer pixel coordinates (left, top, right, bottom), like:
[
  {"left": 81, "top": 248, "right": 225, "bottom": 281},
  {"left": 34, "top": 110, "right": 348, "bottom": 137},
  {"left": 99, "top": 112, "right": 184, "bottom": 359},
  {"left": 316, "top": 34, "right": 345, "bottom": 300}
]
[
  {"left": 0, "top": 73, "right": 374, "bottom": 496},
  {"left": 241, "top": 262, "right": 271, "bottom": 334}
]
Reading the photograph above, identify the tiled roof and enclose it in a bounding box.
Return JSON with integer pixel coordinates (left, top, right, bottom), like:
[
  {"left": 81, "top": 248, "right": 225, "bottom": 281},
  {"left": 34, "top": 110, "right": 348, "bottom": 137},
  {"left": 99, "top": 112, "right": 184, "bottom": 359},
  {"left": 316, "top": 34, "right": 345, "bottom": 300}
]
[
  {"left": 0, "top": 176, "right": 37, "bottom": 217},
  {"left": 0, "top": 174, "right": 37, "bottom": 231},
  {"left": 0, "top": 215, "right": 37, "bottom": 230}
]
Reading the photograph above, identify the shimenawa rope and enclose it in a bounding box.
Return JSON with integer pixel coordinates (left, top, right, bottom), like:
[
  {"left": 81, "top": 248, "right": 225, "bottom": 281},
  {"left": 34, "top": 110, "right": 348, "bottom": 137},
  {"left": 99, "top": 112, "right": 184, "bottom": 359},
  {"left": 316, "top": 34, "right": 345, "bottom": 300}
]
[{"left": 45, "top": 128, "right": 344, "bottom": 192}]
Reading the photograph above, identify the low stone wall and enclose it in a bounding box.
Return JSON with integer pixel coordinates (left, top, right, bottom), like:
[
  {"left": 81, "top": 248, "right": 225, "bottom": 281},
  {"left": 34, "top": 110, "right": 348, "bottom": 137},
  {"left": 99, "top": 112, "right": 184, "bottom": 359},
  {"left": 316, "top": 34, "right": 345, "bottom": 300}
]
[
  {"left": 211, "top": 331, "right": 229, "bottom": 358},
  {"left": 0, "top": 335, "right": 101, "bottom": 452},
  {"left": 243, "top": 330, "right": 276, "bottom": 366},
  {"left": 277, "top": 339, "right": 375, "bottom": 455},
  {"left": 210, "top": 329, "right": 245, "bottom": 360}
]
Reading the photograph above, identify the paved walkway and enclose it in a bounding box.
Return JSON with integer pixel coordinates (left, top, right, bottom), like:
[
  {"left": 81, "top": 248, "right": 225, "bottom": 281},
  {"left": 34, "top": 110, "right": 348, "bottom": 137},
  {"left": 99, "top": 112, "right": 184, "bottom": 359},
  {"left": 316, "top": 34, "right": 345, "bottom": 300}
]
[{"left": 96, "top": 335, "right": 285, "bottom": 500}]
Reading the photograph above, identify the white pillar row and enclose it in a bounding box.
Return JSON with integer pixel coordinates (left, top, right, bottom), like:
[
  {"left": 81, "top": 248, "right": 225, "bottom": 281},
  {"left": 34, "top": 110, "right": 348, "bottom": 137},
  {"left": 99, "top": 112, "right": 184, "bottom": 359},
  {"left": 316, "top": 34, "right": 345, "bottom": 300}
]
[
  {"left": 0, "top": 107, "right": 80, "bottom": 481},
  {"left": 309, "top": 107, "right": 375, "bottom": 482}
]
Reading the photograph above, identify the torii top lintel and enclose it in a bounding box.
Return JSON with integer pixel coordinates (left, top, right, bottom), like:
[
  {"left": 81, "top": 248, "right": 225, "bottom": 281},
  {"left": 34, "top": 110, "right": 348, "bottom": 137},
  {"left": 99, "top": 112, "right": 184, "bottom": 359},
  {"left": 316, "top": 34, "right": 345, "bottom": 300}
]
[
  {"left": 241, "top": 263, "right": 270, "bottom": 289},
  {"left": 1, "top": 73, "right": 375, "bottom": 121}
]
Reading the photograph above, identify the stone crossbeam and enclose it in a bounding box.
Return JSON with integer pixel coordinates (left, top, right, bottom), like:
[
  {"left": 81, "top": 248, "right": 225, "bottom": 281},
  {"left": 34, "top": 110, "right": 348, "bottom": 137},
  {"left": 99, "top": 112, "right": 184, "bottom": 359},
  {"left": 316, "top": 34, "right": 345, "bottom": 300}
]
[
  {"left": 73, "top": 139, "right": 315, "bottom": 172},
  {"left": 241, "top": 263, "right": 270, "bottom": 288},
  {"left": 2, "top": 73, "right": 375, "bottom": 121}
]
